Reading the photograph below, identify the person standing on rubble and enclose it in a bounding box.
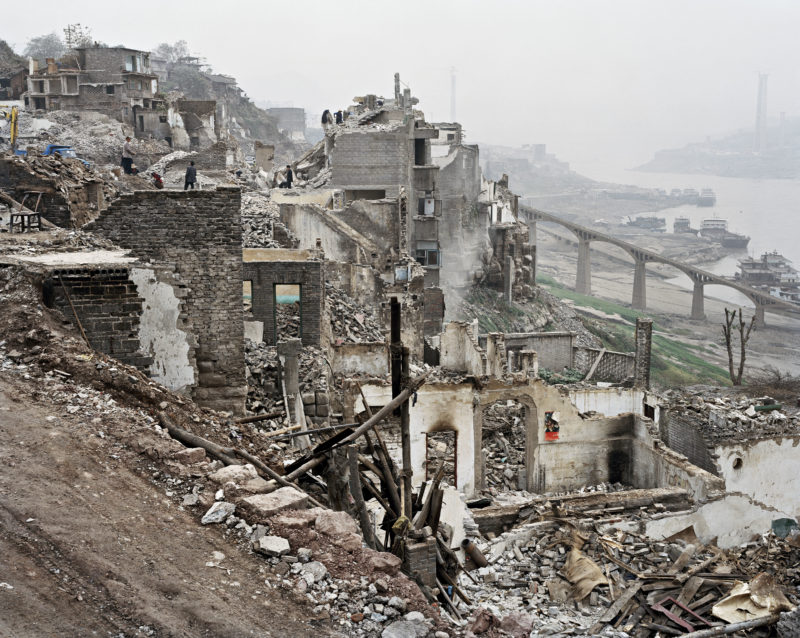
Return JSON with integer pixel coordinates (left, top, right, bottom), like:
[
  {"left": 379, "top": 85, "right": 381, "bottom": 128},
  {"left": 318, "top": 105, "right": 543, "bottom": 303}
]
[
  {"left": 278, "top": 164, "right": 293, "bottom": 189},
  {"left": 184, "top": 161, "right": 197, "bottom": 190},
  {"left": 121, "top": 136, "right": 135, "bottom": 174},
  {"left": 321, "top": 109, "right": 332, "bottom": 132},
  {"left": 335, "top": 110, "right": 343, "bottom": 125}
]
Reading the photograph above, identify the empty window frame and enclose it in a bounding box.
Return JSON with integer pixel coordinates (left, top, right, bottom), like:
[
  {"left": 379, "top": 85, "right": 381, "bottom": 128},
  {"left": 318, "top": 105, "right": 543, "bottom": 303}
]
[{"left": 415, "top": 241, "right": 440, "bottom": 268}]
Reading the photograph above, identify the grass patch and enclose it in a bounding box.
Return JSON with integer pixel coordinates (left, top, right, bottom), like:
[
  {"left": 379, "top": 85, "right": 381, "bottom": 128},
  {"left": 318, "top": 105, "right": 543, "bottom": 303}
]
[{"left": 537, "top": 274, "right": 730, "bottom": 387}]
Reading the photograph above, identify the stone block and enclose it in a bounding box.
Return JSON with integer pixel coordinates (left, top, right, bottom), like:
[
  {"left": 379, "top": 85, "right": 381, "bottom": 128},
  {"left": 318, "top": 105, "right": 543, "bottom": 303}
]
[
  {"left": 207, "top": 463, "right": 259, "bottom": 485},
  {"left": 172, "top": 447, "right": 206, "bottom": 465},
  {"left": 239, "top": 487, "right": 308, "bottom": 523},
  {"left": 255, "top": 535, "right": 290, "bottom": 557}
]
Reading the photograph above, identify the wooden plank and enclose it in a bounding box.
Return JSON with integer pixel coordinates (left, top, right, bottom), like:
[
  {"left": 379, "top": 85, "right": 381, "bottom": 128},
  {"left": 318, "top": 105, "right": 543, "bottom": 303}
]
[
  {"left": 588, "top": 580, "right": 643, "bottom": 634},
  {"left": 584, "top": 348, "right": 606, "bottom": 381}
]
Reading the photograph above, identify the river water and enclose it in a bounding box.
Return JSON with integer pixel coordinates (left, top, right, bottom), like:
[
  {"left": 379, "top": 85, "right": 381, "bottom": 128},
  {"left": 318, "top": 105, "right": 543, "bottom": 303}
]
[{"left": 573, "top": 163, "right": 800, "bottom": 306}]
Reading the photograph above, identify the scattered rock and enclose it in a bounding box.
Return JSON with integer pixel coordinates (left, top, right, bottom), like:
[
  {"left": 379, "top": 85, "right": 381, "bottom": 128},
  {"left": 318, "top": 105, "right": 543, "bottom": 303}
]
[
  {"left": 200, "top": 501, "right": 236, "bottom": 525},
  {"left": 254, "top": 535, "right": 290, "bottom": 557}
]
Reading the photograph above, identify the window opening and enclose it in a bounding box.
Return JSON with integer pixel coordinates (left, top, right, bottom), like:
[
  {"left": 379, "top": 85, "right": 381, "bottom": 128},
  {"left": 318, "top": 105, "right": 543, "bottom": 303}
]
[{"left": 274, "top": 283, "right": 301, "bottom": 340}]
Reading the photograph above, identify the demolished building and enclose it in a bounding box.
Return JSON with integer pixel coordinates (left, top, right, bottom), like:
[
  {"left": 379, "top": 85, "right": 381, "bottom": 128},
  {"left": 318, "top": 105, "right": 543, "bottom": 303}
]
[{"left": 1, "top": 69, "right": 799, "bottom": 638}]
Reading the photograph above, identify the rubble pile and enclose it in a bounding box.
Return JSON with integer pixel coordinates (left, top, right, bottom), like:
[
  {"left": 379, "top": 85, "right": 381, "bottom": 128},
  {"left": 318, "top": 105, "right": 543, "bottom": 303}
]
[
  {"left": 12, "top": 109, "right": 171, "bottom": 166},
  {"left": 662, "top": 388, "right": 800, "bottom": 444},
  {"left": 245, "top": 341, "right": 329, "bottom": 417},
  {"left": 482, "top": 401, "right": 526, "bottom": 490},
  {"left": 146, "top": 149, "right": 196, "bottom": 176},
  {"left": 326, "top": 283, "right": 385, "bottom": 343},
  {"left": 0, "top": 280, "right": 446, "bottom": 636},
  {"left": 276, "top": 303, "right": 301, "bottom": 339},
  {"left": 0, "top": 225, "right": 118, "bottom": 254},
  {"left": 240, "top": 192, "right": 298, "bottom": 248},
  {"left": 1, "top": 152, "right": 122, "bottom": 203},
  {"left": 460, "top": 521, "right": 800, "bottom": 637}
]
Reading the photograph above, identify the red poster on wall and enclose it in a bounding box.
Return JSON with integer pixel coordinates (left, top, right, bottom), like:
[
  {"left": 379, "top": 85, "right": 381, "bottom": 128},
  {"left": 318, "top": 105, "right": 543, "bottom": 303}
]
[{"left": 544, "top": 411, "right": 560, "bottom": 441}]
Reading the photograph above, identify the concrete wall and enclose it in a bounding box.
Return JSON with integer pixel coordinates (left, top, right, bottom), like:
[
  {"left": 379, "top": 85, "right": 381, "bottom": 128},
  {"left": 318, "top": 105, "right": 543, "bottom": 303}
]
[
  {"left": 130, "top": 267, "right": 195, "bottom": 392},
  {"left": 534, "top": 414, "right": 634, "bottom": 492},
  {"left": 568, "top": 387, "right": 646, "bottom": 416},
  {"left": 331, "top": 342, "right": 387, "bottom": 376},
  {"left": 642, "top": 494, "right": 785, "bottom": 549},
  {"left": 498, "top": 332, "right": 574, "bottom": 372},
  {"left": 440, "top": 321, "right": 486, "bottom": 376},
  {"left": 630, "top": 416, "right": 723, "bottom": 503},
  {"left": 280, "top": 202, "right": 390, "bottom": 271},
  {"left": 715, "top": 437, "right": 800, "bottom": 518},
  {"left": 84, "top": 187, "right": 246, "bottom": 413}
]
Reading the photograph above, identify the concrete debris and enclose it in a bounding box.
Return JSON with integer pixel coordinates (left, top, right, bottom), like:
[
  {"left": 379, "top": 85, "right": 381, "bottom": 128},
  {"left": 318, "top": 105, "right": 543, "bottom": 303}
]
[
  {"left": 456, "top": 519, "right": 799, "bottom": 636},
  {"left": 255, "top": 535, "right": 291, "bottom": 557},
  {"left": 245, "top": 341, "right": 328, "bottom": 418},
  {"left": 662, "top": 388, "right": 800, "bottom": 443},
  {"left": 326, "top": 283, "right": 385, "bottom": 343},
  {"left": 241, "top": 192, "right": 298, "bottom": 248},
  {"left": 238, "top": 487, "right": 309, "bottom": 523},
  {"left": 207, "top": 463, "right": 259, "bottom": 485},
  {"left": 201, "top": 501, "right": 236, "bottom": 525},
  {"left": 6, "top": 109, "right": 171, "bottom": 167}
]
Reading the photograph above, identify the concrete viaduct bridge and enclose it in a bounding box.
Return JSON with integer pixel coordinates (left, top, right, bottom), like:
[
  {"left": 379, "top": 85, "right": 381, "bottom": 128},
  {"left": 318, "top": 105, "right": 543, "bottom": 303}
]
[{"left": 520, "top": 206, "right": 800, "bottom": 326}]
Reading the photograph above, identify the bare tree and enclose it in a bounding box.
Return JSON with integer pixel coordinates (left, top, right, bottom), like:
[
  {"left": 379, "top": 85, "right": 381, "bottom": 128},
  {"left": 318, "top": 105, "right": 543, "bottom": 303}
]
[
  {"left": 63, "top": 24, "right": 93, "bottom": 50},
  {"left": 153, "top": 41, "right": 191, "bottom": 64},
  {"left": 722, "top": 307, "right": 756, "bottom": 385},
  {"left": 23, "top": 32, "right": 65, "bottom": 61}
]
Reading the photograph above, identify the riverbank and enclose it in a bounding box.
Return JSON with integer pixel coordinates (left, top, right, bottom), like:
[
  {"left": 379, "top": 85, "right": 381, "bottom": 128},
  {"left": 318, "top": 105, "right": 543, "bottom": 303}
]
[{"left": 536, "top": 229, "right": 800, "bottom": 380}]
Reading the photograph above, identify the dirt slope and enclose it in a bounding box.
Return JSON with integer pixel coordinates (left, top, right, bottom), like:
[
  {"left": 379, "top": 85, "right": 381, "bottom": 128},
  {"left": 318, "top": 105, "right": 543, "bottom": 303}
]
[{"left": 0, "top": 372, "right": 344, "bottom": 637}]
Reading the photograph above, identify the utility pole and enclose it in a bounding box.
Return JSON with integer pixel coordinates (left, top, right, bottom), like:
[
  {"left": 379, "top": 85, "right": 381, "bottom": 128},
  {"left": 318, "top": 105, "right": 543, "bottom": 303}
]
[
  {"left": 450, "top": 66, "right": 457, "bottom": 122},
  {"left": 754, "top": 73, "right": 768, "bottom": 153}
]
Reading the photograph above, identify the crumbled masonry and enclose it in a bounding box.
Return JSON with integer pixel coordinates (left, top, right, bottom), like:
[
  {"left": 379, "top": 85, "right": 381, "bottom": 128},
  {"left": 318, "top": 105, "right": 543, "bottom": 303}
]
[{"left": 1, "top": 62, "right": 798, "bottom": 638}]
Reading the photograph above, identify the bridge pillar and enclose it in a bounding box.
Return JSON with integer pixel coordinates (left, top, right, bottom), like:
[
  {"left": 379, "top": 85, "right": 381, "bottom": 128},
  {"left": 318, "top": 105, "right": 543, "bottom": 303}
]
[
  {"left": 754, "top": 303, "right": 766, "bottom": 328},
  {"left": 632, "top": 259, "right": 647, "bottom": 310},
  {"left": 691, "top": 281, "right": 705, "bottom": 320},
  {"left": 576, "top": 238, "right": 591, "bottom": 295}
]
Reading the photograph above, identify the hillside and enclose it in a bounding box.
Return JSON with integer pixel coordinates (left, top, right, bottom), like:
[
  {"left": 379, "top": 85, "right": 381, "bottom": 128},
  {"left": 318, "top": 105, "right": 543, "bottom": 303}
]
[{"left": 636, "top": 119, "right": 800, "bottom": 178}]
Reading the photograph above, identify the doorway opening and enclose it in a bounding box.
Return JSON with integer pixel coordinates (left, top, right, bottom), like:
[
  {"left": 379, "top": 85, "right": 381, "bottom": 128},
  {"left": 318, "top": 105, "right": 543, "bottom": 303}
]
[
  {"left": 426, "top": 430, "right": 456, "bottom": 487},
  {"left": 482, "top": 399, "right": 527, "bottom": 491},
  {"left": 274, "top": 283, "right": 301, "bottom": 340}
]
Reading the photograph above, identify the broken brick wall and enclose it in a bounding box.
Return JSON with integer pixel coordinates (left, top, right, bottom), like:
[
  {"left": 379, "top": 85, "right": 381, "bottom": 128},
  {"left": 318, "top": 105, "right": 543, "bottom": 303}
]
[
  {"left": 42, "top": 266, "right": 153, "bottom": 370},
  {"left": 330, "top": 127, "right": 410, "bottom": 189},
  {"left": 573, "top": 346, "right": 635, "bottom": 382},
  {"left": 0, "top": 157, "right": 106, "bottom": 228},
  {"left": 659, "top": 411, "right": 719, "bottom": 476},
  {"left": 84, "top": 187, "right": 246, "bottom": 413},
  {"left": 242, "top": 259, "right": 324, "bottom": 348}
]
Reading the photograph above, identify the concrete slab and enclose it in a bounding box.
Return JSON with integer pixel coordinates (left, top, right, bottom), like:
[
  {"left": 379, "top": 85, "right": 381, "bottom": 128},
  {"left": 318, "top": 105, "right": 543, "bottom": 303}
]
[{"left": 239, "top": 486, "right": 308, "bottom": 523}]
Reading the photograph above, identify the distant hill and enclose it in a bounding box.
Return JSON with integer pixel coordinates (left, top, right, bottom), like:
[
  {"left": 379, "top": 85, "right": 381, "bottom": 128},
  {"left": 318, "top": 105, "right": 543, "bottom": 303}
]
[
  {"left": 636, "top": 120, "right": 800, "bottom": 179},
  {"left": 0, "top": 39, "right": 25, "bottom": 72}
]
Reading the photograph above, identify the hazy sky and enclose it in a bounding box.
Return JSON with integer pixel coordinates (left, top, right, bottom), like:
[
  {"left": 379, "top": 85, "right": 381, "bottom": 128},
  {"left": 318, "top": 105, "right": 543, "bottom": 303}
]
[{"left": 5, "top": 0, "right": 799, "bottom": 173}]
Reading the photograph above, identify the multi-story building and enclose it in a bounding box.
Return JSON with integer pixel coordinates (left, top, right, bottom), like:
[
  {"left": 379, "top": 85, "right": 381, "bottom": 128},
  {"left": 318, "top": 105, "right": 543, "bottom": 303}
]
[{"left": 24, "top": 46, "right": 163, "bottom": 138}]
